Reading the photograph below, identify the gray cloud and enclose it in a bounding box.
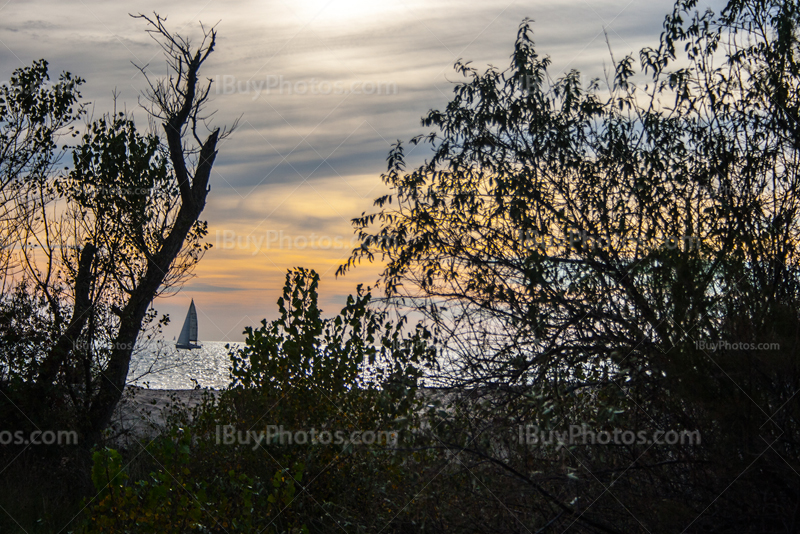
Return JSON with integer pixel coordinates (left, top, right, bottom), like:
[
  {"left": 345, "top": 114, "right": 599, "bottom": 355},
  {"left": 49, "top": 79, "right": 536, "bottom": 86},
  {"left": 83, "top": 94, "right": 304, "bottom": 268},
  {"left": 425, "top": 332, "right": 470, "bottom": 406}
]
[{"left": 1, "top": 0, "right": 726, "bottom": 339}]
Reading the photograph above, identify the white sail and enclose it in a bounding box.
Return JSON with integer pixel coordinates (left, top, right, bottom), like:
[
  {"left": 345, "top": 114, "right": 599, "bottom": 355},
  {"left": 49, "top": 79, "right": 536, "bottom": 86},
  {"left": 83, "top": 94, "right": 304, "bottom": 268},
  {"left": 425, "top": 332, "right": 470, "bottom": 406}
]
[{"left": 176, "top": 299, "right": 201, "bottom": 349}]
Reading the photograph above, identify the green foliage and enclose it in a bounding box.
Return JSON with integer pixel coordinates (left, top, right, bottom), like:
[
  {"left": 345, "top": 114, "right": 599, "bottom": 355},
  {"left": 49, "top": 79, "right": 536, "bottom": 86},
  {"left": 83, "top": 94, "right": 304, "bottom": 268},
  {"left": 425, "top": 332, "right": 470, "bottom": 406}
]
[
  {"left": 218, "top": 269, "right": 435, "bottom": 531},
  {"left": 81, "top": 269, "right": 434, "bottom": 532},
  {"left": 82, "top": 434, "right": 307, "bottom": 534},
  {"left": 90, "top": 447, "right": 127, "bottom": 501},
  {"left": 231, "top": 267, "right": 433, "bottom": 400}
]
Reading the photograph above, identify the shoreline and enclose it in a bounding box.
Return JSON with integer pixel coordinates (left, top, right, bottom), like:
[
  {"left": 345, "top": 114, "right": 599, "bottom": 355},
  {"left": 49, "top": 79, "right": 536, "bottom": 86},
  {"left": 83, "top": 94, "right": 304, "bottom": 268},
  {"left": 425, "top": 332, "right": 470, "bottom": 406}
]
[
  {"left": 108, "top": 385, "right": 219, "bottom": 446},
  {"left": 107, "top": 385, "right": 450, "bottom": 446}
]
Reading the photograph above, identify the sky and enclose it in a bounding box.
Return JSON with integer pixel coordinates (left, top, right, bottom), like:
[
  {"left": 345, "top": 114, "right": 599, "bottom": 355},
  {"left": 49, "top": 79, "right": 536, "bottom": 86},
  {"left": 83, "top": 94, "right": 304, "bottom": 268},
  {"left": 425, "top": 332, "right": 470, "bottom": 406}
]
[{"left": 0, "top": 0, "right": 724, "bottom": 342}]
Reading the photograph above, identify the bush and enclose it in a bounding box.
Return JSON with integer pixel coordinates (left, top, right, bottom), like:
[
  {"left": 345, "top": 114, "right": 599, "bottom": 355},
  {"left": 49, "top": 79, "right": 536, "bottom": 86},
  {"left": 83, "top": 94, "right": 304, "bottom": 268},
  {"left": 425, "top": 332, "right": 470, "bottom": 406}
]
[{"left": 82, "top": 268, "right": 435, "bottom": 533}]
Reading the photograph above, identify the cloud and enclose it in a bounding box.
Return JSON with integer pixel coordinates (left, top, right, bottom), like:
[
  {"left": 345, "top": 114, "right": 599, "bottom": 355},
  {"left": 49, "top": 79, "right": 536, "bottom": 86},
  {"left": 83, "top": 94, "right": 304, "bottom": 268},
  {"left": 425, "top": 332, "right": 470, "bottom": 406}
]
[
  {"left": 1, "top": 0, "right": 720, "bottom": 340},
  {"left": 181, "top": 283, "right": 247, "bottom": 293}
]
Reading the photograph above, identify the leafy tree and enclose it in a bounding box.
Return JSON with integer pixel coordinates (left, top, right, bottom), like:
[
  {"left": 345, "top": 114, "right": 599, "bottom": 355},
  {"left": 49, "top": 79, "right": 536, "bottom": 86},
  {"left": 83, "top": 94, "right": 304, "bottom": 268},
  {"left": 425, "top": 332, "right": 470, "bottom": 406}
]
[
  {"left": 0, "top": 13, "right": 232, "bottom": 446},
  {"left": 223, "top": 268, "right": 433, "bottom": 531},
  {"left": 82, "top": 268, "right": 434, "bottom": 533},
  {"left": 0, "top": 59, "right": 83, "bottom": 282},
  {"left": 231, "top": 267, "right": 430, "bottom": 398},
  {"left": 341, "top": 0, "right": 800, "bottom": 530}
]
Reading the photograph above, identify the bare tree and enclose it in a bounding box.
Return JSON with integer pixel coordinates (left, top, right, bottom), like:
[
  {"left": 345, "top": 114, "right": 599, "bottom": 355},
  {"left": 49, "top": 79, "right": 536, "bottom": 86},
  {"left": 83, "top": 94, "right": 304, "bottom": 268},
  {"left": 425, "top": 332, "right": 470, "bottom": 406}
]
[{"left": 83, "top": 13, "right": 235, "bottom": 441}]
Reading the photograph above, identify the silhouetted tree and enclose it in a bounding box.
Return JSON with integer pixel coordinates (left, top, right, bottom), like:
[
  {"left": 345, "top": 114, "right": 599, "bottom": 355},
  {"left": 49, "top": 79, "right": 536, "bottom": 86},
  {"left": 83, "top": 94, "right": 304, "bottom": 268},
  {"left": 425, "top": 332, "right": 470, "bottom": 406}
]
[
  {"left": 342, "top": 0, "right": 800, "bottom": 530},
  {"left": 0, "top": 60, "right": 83, "bottom": 283},
  {"left": 0, "top": 13, "right": 233, "bottom": 447}
]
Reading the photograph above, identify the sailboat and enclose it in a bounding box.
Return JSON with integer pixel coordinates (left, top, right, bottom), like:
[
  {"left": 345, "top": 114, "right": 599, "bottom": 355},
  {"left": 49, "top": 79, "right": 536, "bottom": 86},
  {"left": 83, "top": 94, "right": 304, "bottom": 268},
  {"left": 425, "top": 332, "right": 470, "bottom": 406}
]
[{"left": 176, "top": 299, "right": 201, "bottom": 350}]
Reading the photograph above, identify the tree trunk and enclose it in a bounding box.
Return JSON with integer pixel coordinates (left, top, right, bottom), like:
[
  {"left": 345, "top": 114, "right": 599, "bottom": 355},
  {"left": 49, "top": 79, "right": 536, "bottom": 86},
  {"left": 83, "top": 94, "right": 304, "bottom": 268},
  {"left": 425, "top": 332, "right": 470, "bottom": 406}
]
[{"left": 84, "top": 126, "right": 219, "bottom": 444}]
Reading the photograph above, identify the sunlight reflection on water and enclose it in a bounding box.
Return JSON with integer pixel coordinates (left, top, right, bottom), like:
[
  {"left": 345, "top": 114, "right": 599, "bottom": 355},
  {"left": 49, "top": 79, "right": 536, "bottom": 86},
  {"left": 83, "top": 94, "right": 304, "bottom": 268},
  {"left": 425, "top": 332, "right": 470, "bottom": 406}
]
[{"left": 129, "top": 341, "right": 240, "bottom": 389}]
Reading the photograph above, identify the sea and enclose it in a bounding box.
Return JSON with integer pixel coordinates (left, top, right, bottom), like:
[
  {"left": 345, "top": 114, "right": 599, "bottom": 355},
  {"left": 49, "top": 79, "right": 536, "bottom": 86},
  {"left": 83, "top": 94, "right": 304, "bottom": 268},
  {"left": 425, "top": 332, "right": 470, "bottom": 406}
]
[
  {"left": 129, "top": 340, "right": 240, "bottom": 390},
  {"left": 129, "top": 340, "right": 446, "bottom": 390},
  {"left": 126, "top": 340, "right": 512, "bottom": 390}
]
